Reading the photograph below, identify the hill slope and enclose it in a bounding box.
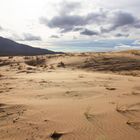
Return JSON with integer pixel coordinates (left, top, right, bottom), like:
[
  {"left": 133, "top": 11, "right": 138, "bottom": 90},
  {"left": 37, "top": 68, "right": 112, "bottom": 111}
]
[{"left": 0, "top": 36, "right": 57, "bottom": 56}]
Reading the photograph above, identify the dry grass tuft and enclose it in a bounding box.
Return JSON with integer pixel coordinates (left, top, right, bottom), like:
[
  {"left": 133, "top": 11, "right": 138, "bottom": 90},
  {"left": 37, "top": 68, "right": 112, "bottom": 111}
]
[
  {"left": 126, "top": 50, "right": 140, "bottom": 56},
  {"left": 49, "top": 65, "right": 55, "bottom": 70},
  {"left": 57, "top": 61, "right": 65, "bottom": 68},
  {"left": 25, "top": 56, "right": 46, "bottom": 67}
]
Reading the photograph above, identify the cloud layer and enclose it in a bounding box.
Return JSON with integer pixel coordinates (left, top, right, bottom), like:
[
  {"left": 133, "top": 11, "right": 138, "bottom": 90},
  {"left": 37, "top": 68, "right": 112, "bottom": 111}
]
[{"left": 40, "top": 1, "right": 140, "bottom": 37}]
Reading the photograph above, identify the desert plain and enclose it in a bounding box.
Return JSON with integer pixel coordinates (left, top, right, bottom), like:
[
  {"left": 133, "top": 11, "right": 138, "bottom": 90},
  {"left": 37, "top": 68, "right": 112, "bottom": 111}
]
[{"left": 0, "top": 50, "right": 140, "bottom": 140}]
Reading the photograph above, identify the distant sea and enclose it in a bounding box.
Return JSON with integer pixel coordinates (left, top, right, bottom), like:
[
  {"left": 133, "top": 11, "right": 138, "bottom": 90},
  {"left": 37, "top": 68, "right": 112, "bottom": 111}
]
[{"left": 46, "top": 39, "right": 140, "bottom": 52}]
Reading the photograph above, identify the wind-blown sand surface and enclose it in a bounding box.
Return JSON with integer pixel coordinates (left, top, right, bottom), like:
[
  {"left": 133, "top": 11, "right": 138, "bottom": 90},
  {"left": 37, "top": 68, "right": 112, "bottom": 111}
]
[{"left": 0, "top": 50, "right": 140, "bottom": 140}]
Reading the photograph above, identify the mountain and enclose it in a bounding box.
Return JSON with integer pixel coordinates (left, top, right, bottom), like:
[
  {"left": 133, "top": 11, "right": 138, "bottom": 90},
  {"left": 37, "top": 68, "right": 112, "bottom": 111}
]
[{"left": 0, "top": 36, "right": 59, "bottom": 56}]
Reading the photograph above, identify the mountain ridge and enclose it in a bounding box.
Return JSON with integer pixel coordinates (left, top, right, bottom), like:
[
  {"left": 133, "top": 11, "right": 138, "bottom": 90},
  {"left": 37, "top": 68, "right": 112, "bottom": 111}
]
[{"left": 0, "top": 36, "right": 60, "bottom": 56}]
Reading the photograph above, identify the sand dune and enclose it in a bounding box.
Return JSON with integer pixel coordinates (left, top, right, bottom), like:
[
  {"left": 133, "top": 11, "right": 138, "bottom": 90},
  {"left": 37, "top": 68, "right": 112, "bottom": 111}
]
[{"left": 0, "top": 51, "right": 140, "bottom": 140}]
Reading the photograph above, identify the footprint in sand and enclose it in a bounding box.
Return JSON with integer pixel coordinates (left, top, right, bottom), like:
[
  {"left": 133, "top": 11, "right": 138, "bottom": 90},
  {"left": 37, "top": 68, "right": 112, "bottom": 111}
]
[
  {"left": 84, "top": 107, "right": 94, "bottom": 122},
  {"left": 131, "top": 91, "right": 140, "bottom": 95},
  {"left": 126, "top": 120, "right": 140, "bottom": 130},
  {"left": 116, "top": 103, "right": 140, "bottom": 113},
  {"left": 116, "top": 103, "right": 140, "bottom": 130},
  {"left": 0, "top": 103, "right": 26, "bottom": 122}
]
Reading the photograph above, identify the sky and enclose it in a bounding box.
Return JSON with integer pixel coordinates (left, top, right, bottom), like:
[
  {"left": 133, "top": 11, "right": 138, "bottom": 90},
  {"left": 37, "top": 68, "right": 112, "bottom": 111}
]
[{"left": 0, "top": 0, "right": 140, "bottom": 52}]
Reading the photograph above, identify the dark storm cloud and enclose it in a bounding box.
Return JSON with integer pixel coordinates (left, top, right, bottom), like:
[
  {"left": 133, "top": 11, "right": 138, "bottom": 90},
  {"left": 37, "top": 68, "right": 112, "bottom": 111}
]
[
  {"left": 39, "top": 1, "right": 107, "bottom": 33},
  {"left": 114, "top": 11, "right": 136, "bottom": 27},
  {"left": 102, "top": 11, "right": 140, "bottom": 32},
  {"left": 40, "top": 11, "right": 107, "bottom": 33},
  {"left": 41, "top": 10, "right": 140, "bottom": 34},
  {"left": 80, "top": 28, "right": 99, "bottom": 36},
  {"left": 22, "top": 33, "right": 41, "bottom": 41},
  {"left": 85, "top": 11, "right": 107, "bottom": 24},
  {"left": 60, "top": 26, "right": 74, "bottom": 33},
  {"left": 134, "top": 22, "right": 140, "bottom": 28},
  {"left": 39, "top": 1, "right": 82, "bottom": 33},
  {"left": 41, "top": 15, "right": 86, "bottom": 33}
]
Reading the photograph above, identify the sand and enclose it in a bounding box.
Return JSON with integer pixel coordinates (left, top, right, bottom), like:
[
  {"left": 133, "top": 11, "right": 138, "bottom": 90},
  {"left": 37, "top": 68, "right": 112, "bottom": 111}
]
[{"left": 0, "top": 50, "right": 140, "bottom": 140}]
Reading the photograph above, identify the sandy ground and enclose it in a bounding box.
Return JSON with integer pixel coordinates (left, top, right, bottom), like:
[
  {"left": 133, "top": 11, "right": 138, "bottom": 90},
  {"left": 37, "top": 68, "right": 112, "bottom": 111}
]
[{"left": 0, "top": 51, "right": 140, "bottom": 140}]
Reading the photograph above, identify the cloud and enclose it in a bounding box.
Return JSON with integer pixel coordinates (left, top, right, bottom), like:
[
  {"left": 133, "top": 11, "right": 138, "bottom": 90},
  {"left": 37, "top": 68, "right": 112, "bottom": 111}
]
[
  {"left": 60, "top": 27, "right": 74, "bottom": 33},
  {"left": 40, "top": 1, "right": 83, "bottom": 33},
  {"left": 40, "top": 10, "right": 107, "bottom": 33},
  {"left": 102, "top": 11, "right": 140, "bottom": 32},
  {"left": 134, "top": 23, "right": 140, "bottom": 28},
  {"left": 40, "top": 15, "right": 87, "bottom": 33},
  {"left": 85, "top": 10, "right": 107, "bottom": 24},
  {"left": 59, "top": 1, "right": 81, "bottom": 15},
  {"left": 10, "top": 33, "right": 42, "bottom": 41},
  {"left": 73, "top": 27, "right": 83, "bottom": 31},
  {"left": 115, "top": 33, "right": 129, "bottom": 37},
  {"left": 41, "top": 10, "right": 140, "bottom": 34},
  {"left": 114, "top": 11, "right": 136, "bottom": 26},
  {"left": 80, "top": 28, "right": 99, "bottom": 36},
  {"left": 50, "top": 35, "right": 60, "bottom": 38},
  {"left": 39, "top": 2, "right": 108, "bottom": 33},
  {"left": 22, "top": 33, "right": 41, "bottom": 41},
  {"left": 39, "top": 1, "right": 140, "bottom": 38}
]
